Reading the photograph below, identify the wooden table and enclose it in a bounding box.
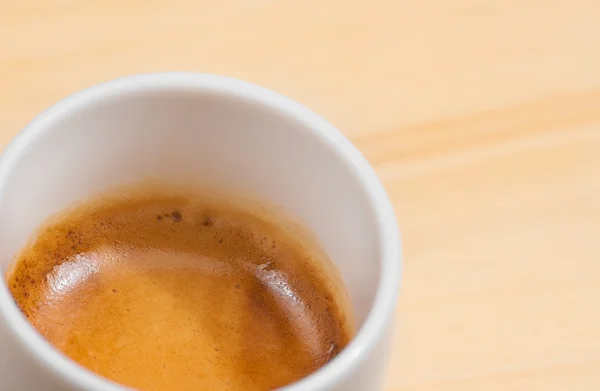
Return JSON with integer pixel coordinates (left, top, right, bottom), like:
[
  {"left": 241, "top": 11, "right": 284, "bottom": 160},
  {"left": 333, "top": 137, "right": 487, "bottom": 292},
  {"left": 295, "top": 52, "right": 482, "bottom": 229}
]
[{"left": 1, "top": 1, "right": 599, "bottom": 390}]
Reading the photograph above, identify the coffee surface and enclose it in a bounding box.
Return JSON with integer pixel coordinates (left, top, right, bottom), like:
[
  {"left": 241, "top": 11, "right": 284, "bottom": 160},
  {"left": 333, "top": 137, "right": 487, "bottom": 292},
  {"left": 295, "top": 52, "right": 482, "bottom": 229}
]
[{"left": 7, "top": 188, "right": 354, "bottom": 391}]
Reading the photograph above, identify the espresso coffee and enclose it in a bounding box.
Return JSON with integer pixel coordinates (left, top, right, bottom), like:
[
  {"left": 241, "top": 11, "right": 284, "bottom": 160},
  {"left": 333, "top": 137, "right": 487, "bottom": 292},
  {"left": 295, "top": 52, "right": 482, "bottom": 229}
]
[{"left": 7, "top": 186, "right": 354, "bottom": 391}]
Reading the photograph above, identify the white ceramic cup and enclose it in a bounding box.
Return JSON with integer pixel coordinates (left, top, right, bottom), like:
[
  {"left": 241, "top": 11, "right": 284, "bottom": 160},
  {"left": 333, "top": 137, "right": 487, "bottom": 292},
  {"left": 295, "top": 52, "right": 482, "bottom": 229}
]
[{"left": 0, "top": 73, "right": 401, "bottom": 391}]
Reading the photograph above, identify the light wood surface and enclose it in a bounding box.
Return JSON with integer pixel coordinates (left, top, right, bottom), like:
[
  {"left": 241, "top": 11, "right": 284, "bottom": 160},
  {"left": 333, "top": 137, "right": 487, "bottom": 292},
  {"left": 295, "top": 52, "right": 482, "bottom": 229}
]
[{"left": 1, "top": 1, "right": 599, "bottom": 390}]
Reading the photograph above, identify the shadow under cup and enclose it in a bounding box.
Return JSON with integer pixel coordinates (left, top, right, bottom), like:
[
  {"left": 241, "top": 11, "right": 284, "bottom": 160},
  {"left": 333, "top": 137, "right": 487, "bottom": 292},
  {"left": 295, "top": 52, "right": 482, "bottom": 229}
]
[{"left": 0, "top": 74, "right": 400, "bottom": 391}]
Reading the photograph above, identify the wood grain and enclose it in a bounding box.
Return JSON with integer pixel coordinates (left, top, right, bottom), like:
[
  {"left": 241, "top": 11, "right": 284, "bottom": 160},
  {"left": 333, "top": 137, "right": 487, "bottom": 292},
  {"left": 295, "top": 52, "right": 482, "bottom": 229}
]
[{"left": 1, "top": 1, "right": 599, "bottom": 390}]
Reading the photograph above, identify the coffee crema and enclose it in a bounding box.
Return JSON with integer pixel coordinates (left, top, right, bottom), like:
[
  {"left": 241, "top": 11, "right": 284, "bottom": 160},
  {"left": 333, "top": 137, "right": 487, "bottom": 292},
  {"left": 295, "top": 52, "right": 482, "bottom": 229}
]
[{"left": 7, "top": 186, "right": 354, "bottom": 391}]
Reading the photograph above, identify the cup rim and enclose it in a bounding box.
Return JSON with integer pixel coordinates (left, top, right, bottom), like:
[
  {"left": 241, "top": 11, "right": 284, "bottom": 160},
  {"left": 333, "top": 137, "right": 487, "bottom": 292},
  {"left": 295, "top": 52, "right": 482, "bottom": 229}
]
[{"left": 0, "top": 72, "right": 401, "bottom": 391}]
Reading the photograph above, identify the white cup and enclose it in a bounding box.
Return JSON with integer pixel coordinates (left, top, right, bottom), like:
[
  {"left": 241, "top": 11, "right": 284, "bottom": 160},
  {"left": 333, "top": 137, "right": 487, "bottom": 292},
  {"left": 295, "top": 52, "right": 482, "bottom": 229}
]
[{"left": 0, "top": 73, "right": 401, "bottom": 391}]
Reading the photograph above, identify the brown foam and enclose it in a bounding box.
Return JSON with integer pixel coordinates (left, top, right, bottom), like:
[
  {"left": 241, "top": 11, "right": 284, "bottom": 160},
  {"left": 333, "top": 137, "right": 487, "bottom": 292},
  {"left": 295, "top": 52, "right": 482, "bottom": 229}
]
[{"left": 7, "top": 186, "right": 355, "bottom": 391}]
